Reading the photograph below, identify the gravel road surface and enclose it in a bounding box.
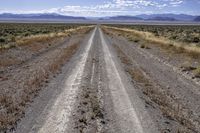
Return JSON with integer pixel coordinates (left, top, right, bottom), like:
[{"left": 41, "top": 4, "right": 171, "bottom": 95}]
[{"left": 13, "top": 26, "right": 192, "bottom": 133}]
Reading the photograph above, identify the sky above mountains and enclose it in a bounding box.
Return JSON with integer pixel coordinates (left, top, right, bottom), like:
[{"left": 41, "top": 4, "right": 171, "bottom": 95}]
[{"left": 0, "top": 0, "right": 200, "bottom": 17}]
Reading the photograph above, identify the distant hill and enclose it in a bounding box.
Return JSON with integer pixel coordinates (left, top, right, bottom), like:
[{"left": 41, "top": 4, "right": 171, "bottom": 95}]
[
  {"left": 99, "top": 14, "right": 199, "bottom": 22},
  {"left": 194, "top": 16, "right": 200, "bottom": 21},
  {"left": 136, "top": 14, "right": 196, "bottom": 21},
  {"left": 101, "top": 16, "right": 143, "bottom": 21},
  {"left": 147, "top": 16, "right": 177, "bottom": 21},
  {"left": 0, "top": 13, "right": 86, "bottom": 20},
  {"left": 0, "top": 13, "right": 199, "bottom": 22}
]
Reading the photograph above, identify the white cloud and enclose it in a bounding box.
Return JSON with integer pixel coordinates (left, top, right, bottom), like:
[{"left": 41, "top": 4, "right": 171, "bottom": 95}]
[
  {"left": 0, "top": 0, "right": 186, "bottom": 17},
  {"left": 100, "top": 0, "right": 158, "bottom": 9},
  {"left": 91, "top": 0, "right": 184, "bottom": 10},
  {"left": 163, "top": 0, "right": 184, "bottom": 6}
]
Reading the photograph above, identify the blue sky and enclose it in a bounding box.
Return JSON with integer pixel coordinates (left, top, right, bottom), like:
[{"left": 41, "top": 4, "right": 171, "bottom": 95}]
[{"left": 0, "top": 0, "right": 200, "bottom": 17}]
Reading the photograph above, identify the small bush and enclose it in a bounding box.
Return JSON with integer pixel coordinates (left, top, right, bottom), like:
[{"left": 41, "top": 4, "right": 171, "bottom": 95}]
[
  {"left": 11, "top": 36, "right": 15, "bottom": 42},
  {"left": 0, "top": 38, "right": 6, "bottom": 43},
  {"left": 134, "top": 39, "right": 140, "bottom": 43},
  {"left": 193, "top": 67, "right": 200, "bottom": 78},
  {"left": 140, "top": 44, "right": 150, "bottom": 49},
  {"left": 193, "top": 37, "right": 199, "bottom": 43},
  {"left": 140, "top": 44, "right": 145, "bottom": 48}
]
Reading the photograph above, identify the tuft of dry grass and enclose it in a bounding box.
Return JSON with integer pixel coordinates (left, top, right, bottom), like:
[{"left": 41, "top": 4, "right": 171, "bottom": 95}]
[
  {"left": 140, "top": 44, "right": 150, "bottom": 49},
  {"left": 16, "top": 34, "right": 59, "bottom": 46}
]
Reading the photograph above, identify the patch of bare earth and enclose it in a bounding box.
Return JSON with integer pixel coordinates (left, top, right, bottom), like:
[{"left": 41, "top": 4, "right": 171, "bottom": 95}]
[{"left": 0, "top": 26, "right": 93, "bottom": 132}]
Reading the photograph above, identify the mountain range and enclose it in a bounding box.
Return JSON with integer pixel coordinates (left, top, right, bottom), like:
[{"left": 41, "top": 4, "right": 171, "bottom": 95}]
[
  {"left": 0, "top": 13, "right": 199, "bottom": 22},
  {"left": 100, "top": 16, "right": 143, "bottom": 21},
  {"left": 135, "top": 14, "right": 196, "bottom": 21},
  {"left": 0, "top": 13, "right": 86, "bottom": 20},
  {"left": 194, "top": 16, "right": 200, "bottom": 21},
  {"left": 103, "top": 14, "right": 199, "bottom": 21}
]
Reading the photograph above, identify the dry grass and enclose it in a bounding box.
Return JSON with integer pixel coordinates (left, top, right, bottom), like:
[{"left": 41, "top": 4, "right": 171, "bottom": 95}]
[
  {"left": 16, "top": 34, "right": 61, "bottom": 46},
  {"left": 103, "top": 26, "right": 200, "bottom": 59},
  {"left": 16, "top": 26, "right": 92, "bottom": 47},
  {"left": 113, "top": 44, "right": 200, "bottom": 132},
  {"left": 140, "top": 43, "right": 150, "bottom": 49},
  {"left": 0, "top": 25, "right": 93, "bottom": 50},
  {"left": 0, "top": 58, "right": 20, "bottom": 68}
]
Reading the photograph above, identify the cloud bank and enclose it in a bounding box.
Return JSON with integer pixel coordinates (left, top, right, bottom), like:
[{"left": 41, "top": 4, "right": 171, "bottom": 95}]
[{"left": 0, "top": 0, "right": 189, "bottom": 17}]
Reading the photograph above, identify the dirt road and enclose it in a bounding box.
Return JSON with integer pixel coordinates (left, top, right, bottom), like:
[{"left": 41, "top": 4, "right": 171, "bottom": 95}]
[{"left": 11, "top": 25, "right": 200, "bottom": 133}]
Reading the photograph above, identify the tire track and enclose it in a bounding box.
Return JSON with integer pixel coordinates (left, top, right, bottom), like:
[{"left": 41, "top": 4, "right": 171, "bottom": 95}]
[
  {"left": 103, "top": 28, "right": 200, "bottom": 132},
  {"left": 29, "top": 27, "right": 97, "bottom": 133},
  {"left": 99, "top": 27, "right": 158, "bottom": 133}
]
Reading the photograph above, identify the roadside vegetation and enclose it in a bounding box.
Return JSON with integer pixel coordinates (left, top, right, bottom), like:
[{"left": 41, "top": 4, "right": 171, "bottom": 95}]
[
  {"left": 103, "top": 25, "right": 200, "bottom": 79},
  {"left": 107, "top": 24, "right": 200, "bottom": 45},
  {"left": 103, "top": 25, "right": 200, "bottom": 56},
  {"left": 0, "top": 23, "right": 89, "bottom": 49}
]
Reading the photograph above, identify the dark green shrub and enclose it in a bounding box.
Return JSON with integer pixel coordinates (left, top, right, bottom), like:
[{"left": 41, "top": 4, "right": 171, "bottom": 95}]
[
  {"left": 193, "top": 37, "right": 199, "bottom": 43},
  {"left": 0, "top": 38, "right": 5, "bottom": 43}
]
